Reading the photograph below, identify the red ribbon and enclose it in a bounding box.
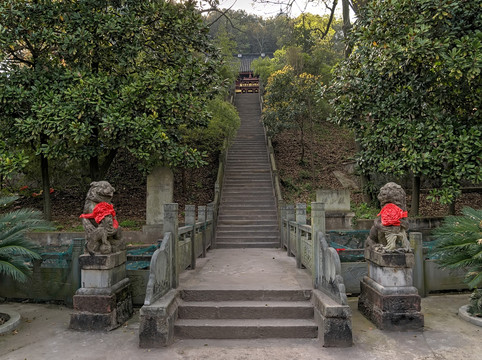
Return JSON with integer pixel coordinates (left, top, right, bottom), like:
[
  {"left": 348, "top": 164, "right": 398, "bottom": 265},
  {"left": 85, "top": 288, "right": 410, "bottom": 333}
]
[
  {"left": 79, "top": 202, "right": 119, "bottom": 229},
  {"left": 378, "top": 203, "right": 408, "bottom": 226}
]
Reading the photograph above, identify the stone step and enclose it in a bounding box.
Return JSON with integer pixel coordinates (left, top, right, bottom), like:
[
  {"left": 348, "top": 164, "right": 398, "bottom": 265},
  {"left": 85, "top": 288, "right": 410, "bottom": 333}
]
[
  {"left": 215, "top": 241, "right": 280, "bottom": 248},
  {"left": 181, "top": 289, "right": 312, "bottom": 302},
  {"left": 218, "top": 215, "right": 278, "bottom": 221},
  {"left": 215, "top": 234, "right": 280, "bottom": 241},
  {"left": 217, "top": 219, "right": 279, "bottom": 226},
  {"left": 178, "top": 301, "right": 313, "bottom": 319},
  {"left": 215, "top": 225, "right": 279, "bottom": 232},
  {"left": 175, "top": 319, "right": 317, "bottom": 339}
]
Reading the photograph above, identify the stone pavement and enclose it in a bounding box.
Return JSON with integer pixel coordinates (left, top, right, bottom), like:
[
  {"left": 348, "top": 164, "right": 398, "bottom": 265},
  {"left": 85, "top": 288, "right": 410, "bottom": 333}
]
[{"left": 1, "top": 248, "right": 481, "bottom": 360}]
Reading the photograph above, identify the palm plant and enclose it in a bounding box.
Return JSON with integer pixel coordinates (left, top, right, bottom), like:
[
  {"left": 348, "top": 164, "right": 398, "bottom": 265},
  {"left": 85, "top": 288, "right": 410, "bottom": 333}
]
[
  {"left": 431, "top": 207, "right": 482, "bottom": 317},
  {"left": 0, "top": 196, "right": 52, "bottom": 283}
]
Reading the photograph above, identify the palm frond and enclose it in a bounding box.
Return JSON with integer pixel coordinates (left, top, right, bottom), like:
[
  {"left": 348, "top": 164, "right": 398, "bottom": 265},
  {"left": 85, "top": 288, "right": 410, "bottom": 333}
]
[
  {"left": 0, "top": 259, "right": 30, "bottom": 283},
  {"left": 0, "top": 196, "right": 19, "bottom": 208}
]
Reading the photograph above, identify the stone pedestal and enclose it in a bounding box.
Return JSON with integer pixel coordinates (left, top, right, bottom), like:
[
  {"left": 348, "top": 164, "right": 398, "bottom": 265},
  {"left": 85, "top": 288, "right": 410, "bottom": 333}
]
[
  {"left": 70, "top": 251, "right": 133, "bottom": 331},
  {"left": 358, "top": 248, "right": 423, "bottom": 331}
]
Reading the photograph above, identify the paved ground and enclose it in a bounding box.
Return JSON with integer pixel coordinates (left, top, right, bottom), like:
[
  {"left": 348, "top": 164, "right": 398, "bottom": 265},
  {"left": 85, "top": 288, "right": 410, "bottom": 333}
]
[{"left": 1, "top": 249, "right": 481, "bottom": 360}]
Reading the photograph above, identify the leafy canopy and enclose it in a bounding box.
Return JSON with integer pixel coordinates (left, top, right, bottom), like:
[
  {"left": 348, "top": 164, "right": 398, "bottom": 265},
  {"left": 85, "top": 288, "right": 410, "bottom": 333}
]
[
  {"left": 330, "top": 0, "right": 482, "bottom": 204},
  {"left": 0, "top": 0, "right": 223, "bottom": 179}
]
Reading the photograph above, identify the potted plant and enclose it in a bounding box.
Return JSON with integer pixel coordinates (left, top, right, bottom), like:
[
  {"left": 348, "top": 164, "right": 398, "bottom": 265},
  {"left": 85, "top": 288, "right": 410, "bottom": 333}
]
[{"left": 431, "top": 207, "right": 482, "bottom": 324}]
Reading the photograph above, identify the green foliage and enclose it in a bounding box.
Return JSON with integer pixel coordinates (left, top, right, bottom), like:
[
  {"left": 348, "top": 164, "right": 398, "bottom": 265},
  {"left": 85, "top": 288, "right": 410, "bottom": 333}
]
[
  {"left": 330, "top": 0, "right": 482, "bottom": 205},
  {"left": 263, "top": 66, "right": 325, "bottom": 162},
  {"left": 181, "top": 97, "right": 240, "bottom": 155},
  {"left": 0, "top": 0, "right": 223, "bottom": 181},
  {"left": 352, "top": 202, "right": 379, "bottom": 220},
  {"left": 0, "top": 197, "right": 52, "bottom": 283},
  {"left": 469, "top": 289, "right": 482, "bottom": 317},
  {"left": 431, "top": 207, "right": 482, "bottom": 289}
]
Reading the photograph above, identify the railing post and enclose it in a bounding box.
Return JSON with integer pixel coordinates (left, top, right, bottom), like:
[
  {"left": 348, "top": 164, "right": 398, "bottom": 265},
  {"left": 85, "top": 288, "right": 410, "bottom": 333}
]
[
  {"left": 311, "top": 202, "right": 325, "bottom": 288},
  {"left": 198, "top": 205, "right": 207, "bottom": 258},
  {"left": 410, "top": 232, "right": 426, "bottom": 297},
  {"left": 286, "top": 204, "right": 295, "bottom": 257},
  {"left": 207, "top": 202, "right": 214, "bottom": 249},
  {"left": 279, "top": 200, "right": 286, "bottom": 249},
  {"left": 185, "top": 205, "right": 196, "bottom": 270},
  {"left": 295, "top": 203, "right": 307, "bottom": 266},
  {"left": 164, "top": 203, "right": 179, "bottom": 288},
  {"left": 71, "top": 238, "right": 85, "bottom": 299}
]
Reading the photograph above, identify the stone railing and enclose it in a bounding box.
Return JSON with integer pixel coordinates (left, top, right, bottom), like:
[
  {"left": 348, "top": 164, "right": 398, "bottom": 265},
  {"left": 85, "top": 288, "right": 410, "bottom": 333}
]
[
  {"left": 281, "top": 201, "right": 352, "bottom": 347},
  {"left": 142, "top": 203, "right": 214, "bottom": 304},
  {"left": 143, "top": 232, "right": 174, "bottom": 306}
]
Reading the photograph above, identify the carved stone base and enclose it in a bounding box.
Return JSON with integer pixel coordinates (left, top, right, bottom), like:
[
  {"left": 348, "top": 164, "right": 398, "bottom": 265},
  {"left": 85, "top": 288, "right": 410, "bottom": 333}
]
[
  {"left": 70, "top": 251, "right": 133, "bottom": 331},
  {"left": 358, "top": 277, "right": 423, "bottom": 331}
]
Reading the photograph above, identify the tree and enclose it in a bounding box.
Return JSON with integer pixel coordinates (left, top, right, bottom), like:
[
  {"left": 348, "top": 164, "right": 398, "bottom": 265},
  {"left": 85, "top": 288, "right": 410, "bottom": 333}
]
[
  {"left": 263, "top": 65, "right": 324, "bottom": 164},
  {"left": 0, "top": 0, "right": 222, "bottom": 219},
  {"left": 0, "top": 197, "right": 51, "bottom": 283},
  {"left": 330, "top": 0, "right": 482, "bottom": 212}
]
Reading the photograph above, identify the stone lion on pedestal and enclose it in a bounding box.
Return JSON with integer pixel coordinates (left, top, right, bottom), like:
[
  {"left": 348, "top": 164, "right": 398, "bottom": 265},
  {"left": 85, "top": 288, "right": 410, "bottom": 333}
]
[
  {"left": 79, "top": 181, "right": 125, "bottom": 255},
  {"left": 365, "top": 182, "right": 411, "bottom": 252}
]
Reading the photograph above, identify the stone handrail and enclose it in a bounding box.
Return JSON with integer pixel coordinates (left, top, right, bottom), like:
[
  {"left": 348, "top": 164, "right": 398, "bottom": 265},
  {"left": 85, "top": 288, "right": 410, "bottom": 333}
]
[
  {"left": 280, "top": 202, "right": 348, "bottom": 304},
  {"left": 144, "top": 232, "right": 173, "bottom": 306}
]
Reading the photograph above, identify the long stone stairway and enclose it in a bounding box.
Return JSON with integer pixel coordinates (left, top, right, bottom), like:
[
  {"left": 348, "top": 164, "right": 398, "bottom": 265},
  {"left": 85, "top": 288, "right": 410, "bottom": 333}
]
[
  {"left": 172, "top": 95, "right": 316, "bottom": 341},
  {"left": 215, "top": 93, "right": 280, "bottom": 248}
]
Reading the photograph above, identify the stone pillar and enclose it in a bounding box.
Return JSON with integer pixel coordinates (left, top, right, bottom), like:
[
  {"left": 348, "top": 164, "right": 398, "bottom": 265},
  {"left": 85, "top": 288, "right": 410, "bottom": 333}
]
[
  {"left": 70, "top": 251, "right": 133, "bottom": 331},
  {"left": 143, "top": 166, "right": 174, "bottom": 242},
  {"left": 358, "top": 248, "right": 424, "bottom": 331},
  {"left": 198, "top": 206, "right": 207, "bottom": 257},
  {"left": 410, "top": 232, "right": 426, "bottom": 297},
  {"left": 164, "top": 203, "right": 179, "bottom": 288},
  {"left": 311, "top": 202, "right": 325, "bottom": 288},
  {"left": 185, "top": 205, "right": 196, "bottom": 270},
  {"left": 207, "top": 202, "right": 214, "bottom": 248},
  {"left": 285, "top": 204, "right": 295, "bottom": 257}
]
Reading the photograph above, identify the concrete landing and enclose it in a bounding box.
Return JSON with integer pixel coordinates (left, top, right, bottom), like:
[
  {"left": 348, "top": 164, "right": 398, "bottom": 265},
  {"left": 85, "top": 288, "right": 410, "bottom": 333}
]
[
  {"left": 179, "top": 248, "right": 311, "bottom": 291},
  {"left": 1, "top": 292, "right": 480, "bottom": 359}
]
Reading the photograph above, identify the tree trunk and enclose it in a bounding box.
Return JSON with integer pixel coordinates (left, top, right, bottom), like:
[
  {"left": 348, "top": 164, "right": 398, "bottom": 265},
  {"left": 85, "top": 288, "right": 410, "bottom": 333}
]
[
  {"left": 89, "top": 155, "right": 101, "bottom": 181},
  {"left": 410, "top": 175, "right": 421, "bottom": 216},
  {"left": 40, "top": 153, "right": 52, "bottom": 221},
  {"left": 342, "top": 0, "right": 353, "bottom": 57},
  {"left": 355, "top": 139, "right": 373, "bottom": 203},
  {"left": 448, "top": 200, "right": 456, "bottom": 215}
]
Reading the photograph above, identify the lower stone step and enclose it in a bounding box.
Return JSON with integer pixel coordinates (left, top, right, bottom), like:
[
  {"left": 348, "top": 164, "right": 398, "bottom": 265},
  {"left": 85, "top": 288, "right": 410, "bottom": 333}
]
[
  {"left": 178, "top": 300, "right": 314, "bottom": 319},
  {"left": 175, "top": 319, "right": 317, "bottom": 339},
  {"left": 215, "top": 241, "right": 279, "bottom": 248}
]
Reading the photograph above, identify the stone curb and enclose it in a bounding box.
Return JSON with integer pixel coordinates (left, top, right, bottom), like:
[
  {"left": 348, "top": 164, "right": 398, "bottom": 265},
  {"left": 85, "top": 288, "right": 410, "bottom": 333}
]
[
  {"left": 0, "top": 308, "right": 21, "bottom": 335},
  {"left": 458, "top": 305, "right": 482, "bottom": 327}
]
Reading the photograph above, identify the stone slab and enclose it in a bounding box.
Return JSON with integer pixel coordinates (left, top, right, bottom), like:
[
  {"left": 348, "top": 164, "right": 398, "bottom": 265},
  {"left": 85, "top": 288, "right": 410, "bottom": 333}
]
[
  {"left": 139, "top": 289, "right": 180, "bottom": 348},
  {"left": 311, "top": 289, "right": 351, "bottom": 319},
  {"left": 79, "top": 251, "right": 127, "bottom": 270},
  {"left": 314, "top": 307, "right": 353, "bottom": 347},
  {"left": 316, "top": 189, "right": 351, "bottom": 212},
  {"left": 362, "top": 276, "right": 419, "bottom": 296},
  {"left": 365, "top": 248, "right": 414, "bottom": 268},
  {"left": 81, "top": 265, "right": 126, "bottom": 288},
  {"left": 358, "top": 278, "right": 423, "bottom": 331},
  {"left": 70, "top": 279, "right": 133, "bottom": 331},
  {"left": 146, "top": 166, "right": 173, "bottom": 225},
  {"left": 369, "top": 263, "right": 413, "bottom": 288}
]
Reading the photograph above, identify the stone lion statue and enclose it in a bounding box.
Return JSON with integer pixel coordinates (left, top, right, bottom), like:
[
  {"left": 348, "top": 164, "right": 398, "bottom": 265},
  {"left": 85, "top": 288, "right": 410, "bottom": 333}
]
[
  {"left": 79, "top": 181, "right": 125, "bottom": 255},
  {"left": 365, "top": 182, "right": 411, "bottom": 252}
]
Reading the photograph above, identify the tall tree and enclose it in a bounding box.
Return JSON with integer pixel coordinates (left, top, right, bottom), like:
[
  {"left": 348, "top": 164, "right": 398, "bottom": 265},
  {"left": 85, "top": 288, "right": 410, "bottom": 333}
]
[
  {"left": 0, "top": 0, "right": 222, "bottom": 219},
  {"left": 330, "top": 0, "right": 482, "bottom": 212}
]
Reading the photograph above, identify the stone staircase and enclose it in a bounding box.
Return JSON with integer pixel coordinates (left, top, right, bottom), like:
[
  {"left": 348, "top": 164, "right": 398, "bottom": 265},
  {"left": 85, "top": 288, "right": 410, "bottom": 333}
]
[
  {"left": 215, "top": 94, "right": 280, "bottom": 248},
  {"left": 175, "top": 289, "right": 317, "bottom": 339}
]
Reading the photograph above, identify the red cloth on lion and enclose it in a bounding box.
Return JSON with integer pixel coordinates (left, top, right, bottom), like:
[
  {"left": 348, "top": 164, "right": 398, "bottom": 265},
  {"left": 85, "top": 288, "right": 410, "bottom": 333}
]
[
  {"left": 79, "top": 202, "right": 119, "bottom": 229},
  {"left": 377, "top": 203, "right": 408, "bottom": 226}
]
